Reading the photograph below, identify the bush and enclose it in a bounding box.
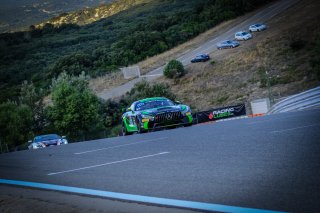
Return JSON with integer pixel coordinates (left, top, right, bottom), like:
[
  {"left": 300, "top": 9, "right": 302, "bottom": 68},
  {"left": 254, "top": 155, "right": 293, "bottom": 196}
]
[
  {"left": 0, "top": 102, "right": 33, "bottom": 149},
  {"left": 164, "top": 60, "right": 185, "bottom": 79}
]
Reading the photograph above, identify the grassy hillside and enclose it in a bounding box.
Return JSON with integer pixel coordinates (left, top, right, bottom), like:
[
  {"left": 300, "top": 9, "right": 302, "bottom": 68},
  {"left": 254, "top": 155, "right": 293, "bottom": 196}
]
[
  {"left": 35, "top": 0, "right": 143, "bottom": 28},
  {"left": 0, "top": 0, "right": 271, "bottom": 103},
  {"left": 0, "top": 0, "right": 109, "bottom": 33},
  {"left": 157, "top": 0, "right": 320, "bottom": 112}
]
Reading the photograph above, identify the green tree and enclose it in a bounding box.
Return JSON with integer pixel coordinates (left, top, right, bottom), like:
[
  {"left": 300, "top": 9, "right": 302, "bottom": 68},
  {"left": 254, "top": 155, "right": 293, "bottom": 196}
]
[
  {"left": 19, "top": 81, "right": 46, "bottom": 134},
  {"left": 0, "top": 102, "right": 33, "bottom": 149},
  {"left": 163, "top": 59, "right": 185, "bottom": 79},
  {"left": 47, "top": 72, "right": 103, "bottom": 140},
  {"left": 49, "top": 53, "right": 94, "bottom": 78}
]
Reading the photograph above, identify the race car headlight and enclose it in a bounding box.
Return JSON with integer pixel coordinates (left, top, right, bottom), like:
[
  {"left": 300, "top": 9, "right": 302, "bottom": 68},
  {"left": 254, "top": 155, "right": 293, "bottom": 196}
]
[
  {"left": 34, "top": 143, "right": 43, "bottom": 148},
  {"left": 141, "top": 114, "right": 154, "bottom": 121}
]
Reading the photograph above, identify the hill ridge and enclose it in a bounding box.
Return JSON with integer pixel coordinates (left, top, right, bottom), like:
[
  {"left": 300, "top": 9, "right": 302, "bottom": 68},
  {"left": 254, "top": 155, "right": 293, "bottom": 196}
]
[{"left": 36, "top": 0, "right": 148, "bottom": 28}]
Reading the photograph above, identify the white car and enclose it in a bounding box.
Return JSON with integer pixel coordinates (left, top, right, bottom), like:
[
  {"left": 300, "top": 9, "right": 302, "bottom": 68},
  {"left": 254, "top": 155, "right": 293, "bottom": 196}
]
[
  {"left": 235, "top": 31, "right": 252, "bottom": 40},
  {"left": 249, "top": 23, "right": 267, "bottom": 32}
]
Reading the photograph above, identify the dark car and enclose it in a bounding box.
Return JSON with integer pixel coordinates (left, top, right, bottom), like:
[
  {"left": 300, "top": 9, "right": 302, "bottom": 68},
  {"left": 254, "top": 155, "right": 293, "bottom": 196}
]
[
  {"left": 121, "top": 97, "right": 193, "bottom": 135},
  {"left": 28, "top": 134, "right": 68, "bottom": 150},
  {"left": 191, "top": 54, "right": 210, "bottom": 63}
]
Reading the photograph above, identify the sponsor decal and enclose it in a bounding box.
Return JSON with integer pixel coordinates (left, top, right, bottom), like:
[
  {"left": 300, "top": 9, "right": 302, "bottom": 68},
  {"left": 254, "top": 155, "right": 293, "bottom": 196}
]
[
  {"left": 208, "top": 112, "right": 214, "bottom": 120},
  {"left": 211, "top": 107, "right": 235, "bottom": 119},
  {"left": 166, "top": 113, "right": 173, "bottom": 120},
  {"left": 195, "top": 104, "right": 246, "bottom": 123}
]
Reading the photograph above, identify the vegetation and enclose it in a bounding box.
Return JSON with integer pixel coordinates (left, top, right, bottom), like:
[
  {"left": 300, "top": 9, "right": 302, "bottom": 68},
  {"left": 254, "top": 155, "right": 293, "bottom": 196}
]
[
  {"left": 47, "top": 72, "right": 104, "bottom": 140},
  {"left": 0, "top": 102, "right": 32, "bottom": 149},
  {"left": 0, "top": 0, "right": 271, "bottom": 103},
  {"left": 164, "top": 60, "right": 185, "bottom": 79}
]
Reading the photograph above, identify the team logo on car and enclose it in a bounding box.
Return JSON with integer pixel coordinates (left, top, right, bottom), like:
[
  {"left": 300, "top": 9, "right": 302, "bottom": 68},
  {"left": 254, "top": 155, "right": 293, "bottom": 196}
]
[{"left": 166, "top": 113, "right": 173, "bottom": 120}]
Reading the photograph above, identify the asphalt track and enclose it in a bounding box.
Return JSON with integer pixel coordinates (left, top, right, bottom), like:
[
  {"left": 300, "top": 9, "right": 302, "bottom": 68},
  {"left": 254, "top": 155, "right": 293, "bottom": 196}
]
[
  {"left": 97, "top": 0, "right": 299, "bottom": 100},
  {"left": 1, "top": 109, "right": 320, "bottom": 212}
]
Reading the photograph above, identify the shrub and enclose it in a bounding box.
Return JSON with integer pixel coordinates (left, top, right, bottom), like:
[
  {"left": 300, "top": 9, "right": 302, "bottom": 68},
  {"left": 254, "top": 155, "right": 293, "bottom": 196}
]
[{"left": 164, "top": 60, "right": 185, "bottom": 79}]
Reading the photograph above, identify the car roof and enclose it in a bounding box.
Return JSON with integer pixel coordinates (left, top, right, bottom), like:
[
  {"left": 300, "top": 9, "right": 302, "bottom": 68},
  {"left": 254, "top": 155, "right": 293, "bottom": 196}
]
[
  {"left": 34, "top": 134, "right": 60, "bottom": 141},
  {"left": 196, "top": 54, "right": 208, "bottom": 57},
  {"left": 35, "top": 134, "right": 59, "bottom": 138},
  {"left": 137, "top": 97, "right": 168, "bottom": 103}
]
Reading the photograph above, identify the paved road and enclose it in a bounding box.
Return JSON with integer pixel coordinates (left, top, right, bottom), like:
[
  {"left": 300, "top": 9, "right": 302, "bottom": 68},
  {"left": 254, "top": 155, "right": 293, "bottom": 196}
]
[
  {"left": 1, "top": 109, "right": 320, "bottom": 212},
  {"left": 97, "top": 0, "right": 299, "bottom": 100}
]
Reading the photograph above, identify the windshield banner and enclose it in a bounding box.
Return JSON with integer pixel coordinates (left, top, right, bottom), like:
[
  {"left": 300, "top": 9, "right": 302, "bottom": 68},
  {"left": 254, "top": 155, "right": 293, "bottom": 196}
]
[{"left": 194, "top": 104, "right": 246, "bottom": 123}]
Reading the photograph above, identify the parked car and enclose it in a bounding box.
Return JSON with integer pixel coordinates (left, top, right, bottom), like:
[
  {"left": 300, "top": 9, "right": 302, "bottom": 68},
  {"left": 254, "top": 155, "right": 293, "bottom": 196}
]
[
  {"left": 217, "top": 40, "right": 240, "bottom": 49},
  {"left": 28, "top": 134, "right": 68, "bottom": 150},
  {"left": 249, "top": 23, "right": 267, "bottom": 32},
  {"left": 235, "top": 31, "right": 252, "bottom": 40},
  {"left": 121, "top": 97, "right": 193, "bottom": 135},
  {"left": 191, "top": 54, "right": 210, "bottom": 63}
]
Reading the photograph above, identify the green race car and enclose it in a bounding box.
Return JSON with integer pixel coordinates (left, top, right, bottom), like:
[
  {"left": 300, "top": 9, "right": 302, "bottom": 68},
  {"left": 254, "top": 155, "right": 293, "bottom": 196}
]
[{"left": 121, "top": 97, "right": 193, "bottom": 135}]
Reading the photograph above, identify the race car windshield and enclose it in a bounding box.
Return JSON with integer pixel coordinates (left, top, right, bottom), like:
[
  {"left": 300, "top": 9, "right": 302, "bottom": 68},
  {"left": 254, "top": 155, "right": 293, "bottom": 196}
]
[
  {"left": 135, "top": 100, "right": 174, "bottom": 111},
  {"left": 34, "top": 134, "right": 60, "bottom": 142}
]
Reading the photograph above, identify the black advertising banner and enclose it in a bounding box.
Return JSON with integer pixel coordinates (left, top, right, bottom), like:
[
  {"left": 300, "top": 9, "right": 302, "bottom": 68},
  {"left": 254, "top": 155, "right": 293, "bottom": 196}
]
[{"left": 194, "top": 104, "right": 246, "bottom": 123}]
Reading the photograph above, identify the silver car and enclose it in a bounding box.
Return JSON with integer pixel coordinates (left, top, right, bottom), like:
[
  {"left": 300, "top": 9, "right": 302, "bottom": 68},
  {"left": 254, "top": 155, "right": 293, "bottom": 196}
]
[
  {"left": 235, "top": 31, "right": 252, "bottom": 40},
  {"left": 217, "top": 40, "right": 240, "bottom": 49},
  {"left": 28, "top": 134, "right": 68, "bottom": 150},
  {"left": 249, "top": 23, "right": 267, "bottom": 32}
]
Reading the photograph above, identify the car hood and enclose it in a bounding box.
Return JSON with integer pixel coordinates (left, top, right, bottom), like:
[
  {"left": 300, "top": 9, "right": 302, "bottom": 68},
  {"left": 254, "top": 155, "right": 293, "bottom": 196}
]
[
  {"left": 36, "top": 139, "right": 60, "bottom": 145},
  {"left": 141, "top": 105, "right": 185, "bottom": 115}
]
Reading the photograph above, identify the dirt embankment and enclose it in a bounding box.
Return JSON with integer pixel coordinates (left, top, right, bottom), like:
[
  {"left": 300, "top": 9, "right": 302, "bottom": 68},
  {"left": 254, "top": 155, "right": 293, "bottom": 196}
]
[
  {"left": 157, "top": 0, "right": 320, "bottom": 112},
  {"left": 91, "top": 0, "right": 319, "bottom": 114}
]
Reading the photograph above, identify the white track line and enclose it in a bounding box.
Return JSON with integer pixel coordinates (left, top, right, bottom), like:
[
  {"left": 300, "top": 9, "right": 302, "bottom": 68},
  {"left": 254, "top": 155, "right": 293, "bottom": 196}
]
[
  {"left": 74, "top": 137, "right": 168, "bottom": 155},
  {"left": 48, "top": 152, "right": 170, "bottom": 176},
  {"left": 271, "top": 124, "right": 320, "bottom": 134}
]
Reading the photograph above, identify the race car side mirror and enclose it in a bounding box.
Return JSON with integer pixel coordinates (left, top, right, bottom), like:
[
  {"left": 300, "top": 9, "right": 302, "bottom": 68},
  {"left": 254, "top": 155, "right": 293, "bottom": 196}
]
[{"left": 126, "top": 107, "right": 131, "bottom": 112}]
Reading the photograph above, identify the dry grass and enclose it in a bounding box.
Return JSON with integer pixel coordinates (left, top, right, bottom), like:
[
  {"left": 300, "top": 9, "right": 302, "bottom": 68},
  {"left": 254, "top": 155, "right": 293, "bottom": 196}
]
[
  {"left": 157, "top": 0, "right": 320, "bottom": 112},
  {"left": 89, "top": 71, "right": 129, "bottom": 94}
]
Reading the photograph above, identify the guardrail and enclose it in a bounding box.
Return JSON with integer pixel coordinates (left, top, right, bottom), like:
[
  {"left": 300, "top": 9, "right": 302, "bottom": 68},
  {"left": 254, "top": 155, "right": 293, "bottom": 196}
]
[{"left": 268, "top": 86, "right": 320, "bottom": 114}]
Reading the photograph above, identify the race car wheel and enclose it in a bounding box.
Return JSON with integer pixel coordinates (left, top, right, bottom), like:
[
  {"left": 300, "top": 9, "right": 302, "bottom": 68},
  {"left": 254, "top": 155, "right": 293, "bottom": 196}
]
[
  {"left": 122, "top": 123, "right": 132, "bottom": 136},
  {"left": 184, "top": 123, "right": 193, "bottom": 127}
]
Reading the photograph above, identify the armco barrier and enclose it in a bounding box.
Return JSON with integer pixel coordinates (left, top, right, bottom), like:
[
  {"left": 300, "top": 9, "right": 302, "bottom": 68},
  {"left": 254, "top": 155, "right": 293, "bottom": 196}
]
[{"left": 268, "top": 86, "right": 320, "bottom": 114}]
